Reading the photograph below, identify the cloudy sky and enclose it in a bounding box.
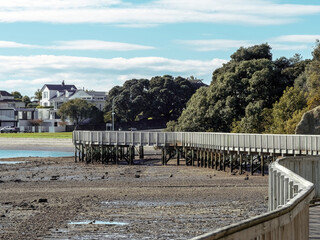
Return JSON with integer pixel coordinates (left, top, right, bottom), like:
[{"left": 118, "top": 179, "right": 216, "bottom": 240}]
[{"left": 1, "top": 0, "right": 320, "bottom": 96}]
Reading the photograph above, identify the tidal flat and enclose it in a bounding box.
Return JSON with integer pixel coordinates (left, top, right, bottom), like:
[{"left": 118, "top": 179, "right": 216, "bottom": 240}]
[{"left": 0, "top": 156, "right": 268, "bottom": 240}]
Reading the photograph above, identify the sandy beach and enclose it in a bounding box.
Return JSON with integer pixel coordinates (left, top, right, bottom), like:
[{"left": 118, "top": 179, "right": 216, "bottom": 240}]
[{"left": 0, "top": 152, "right": 268, "bottom": 240}]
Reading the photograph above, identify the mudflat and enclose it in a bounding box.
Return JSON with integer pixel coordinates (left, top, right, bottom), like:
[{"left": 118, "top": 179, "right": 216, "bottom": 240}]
[{"left": 0, "top": 156, "right": 268, "bottom": 240}]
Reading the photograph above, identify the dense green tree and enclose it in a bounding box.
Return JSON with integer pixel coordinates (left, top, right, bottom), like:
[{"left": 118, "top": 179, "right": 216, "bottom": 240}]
[
  {"left": 58, "top": 99, "right": 101, "bottom": 129},
  {"left": 34, "top": 89, "right": 42, "bottom": 101},
  {"left": 22, "top": 95, "right": 31, "bottom": 106},
  {"left": 174, "top": 44, "right": 307, "bottom": 133},
  {"left": 230, "top": 43, "right": 272, "bottom": 62},
  {"left": 11, "top": 91, "right": 22, "bottom": 100},
  {"left": 305, "top": 41, "right": 320, "bottom": 93},
  {"left": 104, "top": 79, "right": 149, "bottom": 123},
  {"left": 266, "top": 87, "right": 307, "bottom": 134},
  {"left": 104, "top": 76, "right": 200, "bottom": 124}
]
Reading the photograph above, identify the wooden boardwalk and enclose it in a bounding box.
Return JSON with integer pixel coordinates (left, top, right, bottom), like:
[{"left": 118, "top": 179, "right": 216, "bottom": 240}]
[{"left": 309, "top": 205, "right": 320, "bottom": 239}]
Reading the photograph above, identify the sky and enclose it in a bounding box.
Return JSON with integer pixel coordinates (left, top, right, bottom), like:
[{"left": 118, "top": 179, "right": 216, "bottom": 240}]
[{"left": 0, "top": 0, "right": 320, "bottom": 97}]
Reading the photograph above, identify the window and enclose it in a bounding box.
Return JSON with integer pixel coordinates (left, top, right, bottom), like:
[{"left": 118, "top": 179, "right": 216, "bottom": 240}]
[
  {"left": 43, "top": 91, "right": 48, "bottom": 99},
  {"left": 27, "top": 112, "right": 32, "bottom": 120},
  {"left": 18, "top": 112, "right": 23, "bottom": 120}
]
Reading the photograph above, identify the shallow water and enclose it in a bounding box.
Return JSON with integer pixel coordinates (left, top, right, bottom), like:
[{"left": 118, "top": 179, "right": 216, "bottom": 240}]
[
  {"left": 0, "top": 161, "right": 24, "bottom": 165},
  {"left": 0, "top": 149, "right": 73, "bottom": 159},
  {"left": 68, "top": 220, "right": 128, "bottom": 226}
]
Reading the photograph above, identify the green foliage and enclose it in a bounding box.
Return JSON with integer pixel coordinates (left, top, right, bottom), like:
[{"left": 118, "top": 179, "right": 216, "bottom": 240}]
[
  {"left": 104, "top": 76, "right": 200, "bottom": 124},
  {"left": 11, "top": 91, "right": 22, "bottom": 100},
  {"left": 34, "top": 89, "right": 42, "bottom": 101},
  {"left": 22, "top": 95, "right": 31, "bottom": 105},
  {"left": 306, "top": 41, "right": 320, "bottom": 93},
  {"left": 175, "top": 87, "right": 210, "bottom": 132},
  {"left": 267, "top": 87, "right": 307, "bottom": 134},
  {"left": 58, "top": 99, "right": 102, "bottom": 129},
  {"left": 0, "top": 132, "right": 72, "bottom": 138},
  {"left": 230, "top": 43, "right": 272, "bottom": 62},
  {"left": 176, "top": 44, "right": 306, "bottom": 132},
  {"left": 174, "top": 43, "right": 312, "bottom": 133}
]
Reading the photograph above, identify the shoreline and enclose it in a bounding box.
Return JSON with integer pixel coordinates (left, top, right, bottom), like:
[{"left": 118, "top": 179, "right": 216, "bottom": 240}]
[{"left": 0, "top": 137, "right": 74, "bottom": 152}]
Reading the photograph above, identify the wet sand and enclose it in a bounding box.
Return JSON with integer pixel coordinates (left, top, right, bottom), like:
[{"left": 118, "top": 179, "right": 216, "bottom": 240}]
[{"left": 0, "top": 155, "right": 268, "bottom": 240}]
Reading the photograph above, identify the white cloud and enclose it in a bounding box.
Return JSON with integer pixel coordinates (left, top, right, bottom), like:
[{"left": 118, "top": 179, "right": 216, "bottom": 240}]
[
  {"left": 0, "top": 55, "right": 226, "bottom": 95},
  {"left": 272, "top": 35, "right": 320, "bottom": 43},
  {"left": 0, "top": 41, "right": 38, "bottom": 48},
  {"left": 54, "top": 40, "right": 154, "bottom": 51},
  {"left": 179, "top": 39, "right": 251, "bottom": 51},
  {"left": 0, "top": 40, "right": 154, "bottom": 51},
  {"left": 0, "top": 0, "right": 319, "bottom": 25}
]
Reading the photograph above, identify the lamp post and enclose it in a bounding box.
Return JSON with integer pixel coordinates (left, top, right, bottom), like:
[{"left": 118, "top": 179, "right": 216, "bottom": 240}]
[
  {"left": 112, "top": 98, "right": 115, "bottom": 131},
  {"left": 112, "top": 112, "right": 115, "bottom": 131}
]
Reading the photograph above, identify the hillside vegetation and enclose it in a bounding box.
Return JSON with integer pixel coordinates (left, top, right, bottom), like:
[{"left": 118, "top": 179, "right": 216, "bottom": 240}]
[{"left": 168, "top": 41, "right": 320, "bottom": 134}]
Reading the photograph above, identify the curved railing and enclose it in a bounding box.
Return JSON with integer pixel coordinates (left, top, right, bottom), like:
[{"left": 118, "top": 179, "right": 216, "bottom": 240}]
[{"left": 191, "top": 158, "right": 315, "bottom": 240}]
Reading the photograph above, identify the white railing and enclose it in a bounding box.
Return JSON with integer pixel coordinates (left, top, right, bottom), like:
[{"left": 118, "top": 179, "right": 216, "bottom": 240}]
[
  {"left": 191, "top": 158, "right": 315, "bottom": 240},
  {"left": 73, "top": 131, "right": 320, "bottom": 155},
  {"left": 279, "top": 156, "right": 320, "bottom": 198}
]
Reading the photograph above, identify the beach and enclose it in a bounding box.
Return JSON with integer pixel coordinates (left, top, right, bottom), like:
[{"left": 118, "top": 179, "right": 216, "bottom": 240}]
[{"left": 0, "top": 153, "right": 268, "bottom": 240}]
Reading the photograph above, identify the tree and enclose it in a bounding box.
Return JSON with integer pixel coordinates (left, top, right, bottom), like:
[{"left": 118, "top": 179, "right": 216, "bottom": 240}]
[
  {"left": 34, "top": 89, "right": 42, "bottom": 101},
  {"left": 174, "top": 44, "right": 306, "bottom": 133},
  {"left": 57, "top": 99, "right": 98, "bottom": 129},
  {"left": 22, "top": 96, "right": 31, "bottom": 106},
  {"left": 104, "top": 76, "right": 200, "bottom": 124},
  {"left": 267, "top": 87, "right": 307, "bottom": 134},
  {"left": 11, "top": 91, "right": 22, "bottom": 100}
]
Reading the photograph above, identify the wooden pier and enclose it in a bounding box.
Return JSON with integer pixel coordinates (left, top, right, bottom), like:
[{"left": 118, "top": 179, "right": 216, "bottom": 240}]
[{"left": 72, "top": 130, "right": 320, "bottom": 175}]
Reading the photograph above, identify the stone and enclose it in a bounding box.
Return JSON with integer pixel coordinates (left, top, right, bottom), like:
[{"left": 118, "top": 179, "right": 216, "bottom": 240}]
[{"left": 296, "top": 106, "right": 320, "bottom": 134}]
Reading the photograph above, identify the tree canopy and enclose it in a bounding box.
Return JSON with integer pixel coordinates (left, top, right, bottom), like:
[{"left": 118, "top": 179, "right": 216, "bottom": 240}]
[
  {"left": 171, "top": 43, "right": 311, "bottom": 133},
  {"left": 104, "top": 75, "right": 203, "bottom": 124},
  {"left": 58, "top": 99, "right": 102, "bottom": 129}
]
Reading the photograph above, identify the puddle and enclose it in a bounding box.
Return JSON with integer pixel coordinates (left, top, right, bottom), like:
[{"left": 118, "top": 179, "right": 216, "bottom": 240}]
[
  {"left": 68, "top": 220, "right": 128, "bottom": 226},
  {"left": 102, "top": 200, "right": 188, "bottom": 207},
  {"left": 0, "top": 161, "right": 25, "bottom": 165}
]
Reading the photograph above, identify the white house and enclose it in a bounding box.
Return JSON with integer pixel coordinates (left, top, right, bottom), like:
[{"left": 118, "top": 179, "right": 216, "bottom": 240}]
[
  {"left": 69, "top": 90, "right": 107, "bottom": 111},
  {"left": 40, "top": 81, "right": 77, "bottom": 109},
  {"left": 37, "top": 81, "right": 107, "bottom": 132}
]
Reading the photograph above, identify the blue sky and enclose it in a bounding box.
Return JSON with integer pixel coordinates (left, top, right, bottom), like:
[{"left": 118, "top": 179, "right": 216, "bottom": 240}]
[{"left": 0, "top": 0, "right": 320, "bottom": 97}]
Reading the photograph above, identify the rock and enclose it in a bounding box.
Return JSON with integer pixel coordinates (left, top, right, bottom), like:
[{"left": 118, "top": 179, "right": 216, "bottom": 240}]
[
  {"left": 170, "top": 174, "right": 173, "bottom": 178},
  {"left": 50, "top": 175, "right": 59, "bottom": 181},
  {"left": 296, "top": 106, "right": 320, "bottom": 134},
  {"left": 38, "top": 198, "right": 48, "bottom": 203},
  {"left": 135, "top": 174, "right": 140, "bottom": 178}
]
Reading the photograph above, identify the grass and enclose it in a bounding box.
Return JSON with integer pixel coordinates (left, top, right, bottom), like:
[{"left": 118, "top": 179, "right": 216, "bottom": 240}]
[{"left": 0, "top": 132, "right": 73, "bottom": 139}]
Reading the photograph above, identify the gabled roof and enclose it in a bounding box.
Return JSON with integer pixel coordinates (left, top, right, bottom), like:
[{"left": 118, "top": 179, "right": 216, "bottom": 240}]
[
  {"left": 40, "top": 81, "right": 77, "bottom": 92},
  {"left": 43, "top": 84, "right": 77, "bottom": 91},
  {"left": 0, "top": 90, "right": 13, "bottom": 97}
]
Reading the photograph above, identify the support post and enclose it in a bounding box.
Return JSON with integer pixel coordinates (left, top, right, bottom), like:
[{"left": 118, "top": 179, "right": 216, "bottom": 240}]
[
  {"left": 250, "top": 155, "right": 254, "bottom": 175},
  {"left": 239, "top": 154, "right": 243, "bottom": 175},
  {"left": 177, "top": 148, "right": 180, "bottom": 166},
  {"left": 139, "top": 145, "right": 144, "bottom": 159},
  {"left": 261, "top": 154, "right": 265, "bottom": 176}
]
